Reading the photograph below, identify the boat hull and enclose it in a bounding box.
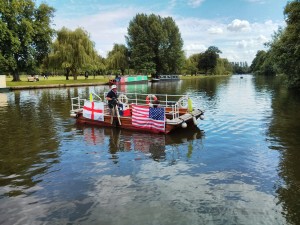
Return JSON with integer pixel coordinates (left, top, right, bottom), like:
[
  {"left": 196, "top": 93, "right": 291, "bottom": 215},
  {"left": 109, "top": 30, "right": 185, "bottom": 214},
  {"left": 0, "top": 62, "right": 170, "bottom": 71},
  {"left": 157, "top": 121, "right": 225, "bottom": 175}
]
[{"left": 74, "top": 110, "right": 202, "bottom": 134}]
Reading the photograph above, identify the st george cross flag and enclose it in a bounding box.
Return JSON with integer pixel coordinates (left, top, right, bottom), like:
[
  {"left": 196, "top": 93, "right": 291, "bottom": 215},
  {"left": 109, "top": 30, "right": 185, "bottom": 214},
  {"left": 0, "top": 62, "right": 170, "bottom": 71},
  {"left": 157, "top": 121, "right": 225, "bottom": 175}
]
[
  {"left": 83, "top": 100, "right": 104, "bottom": 121},
  {"left": 132, "top": 104, "right": 165, "bottom": 132}
]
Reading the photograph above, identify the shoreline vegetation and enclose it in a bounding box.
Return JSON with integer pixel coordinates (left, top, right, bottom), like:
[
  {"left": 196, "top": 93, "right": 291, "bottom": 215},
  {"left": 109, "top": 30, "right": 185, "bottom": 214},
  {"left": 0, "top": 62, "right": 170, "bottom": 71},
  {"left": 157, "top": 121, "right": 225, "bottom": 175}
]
[{"left": 6, "top": 74, "right": 228, "bottom": 90}]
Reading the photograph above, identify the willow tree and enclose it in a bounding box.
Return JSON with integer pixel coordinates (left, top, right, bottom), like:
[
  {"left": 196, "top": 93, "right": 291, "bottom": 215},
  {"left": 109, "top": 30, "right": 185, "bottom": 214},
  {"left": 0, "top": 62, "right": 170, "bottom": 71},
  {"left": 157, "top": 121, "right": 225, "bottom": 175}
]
[
  {"left": 48, "top": 27, "right": 99, "bottom": 80},
  {"left": 184, "top": 54, "right": 201, "bottom": 75},
  {"left": 126, "top": 13, "right": 184, "bottom": 74},
  {"left": 0, "top": 0, "right": 55, "bottom": 81},
  {"left": 107, "top": 44, "right": 129, "bottom": 75}
]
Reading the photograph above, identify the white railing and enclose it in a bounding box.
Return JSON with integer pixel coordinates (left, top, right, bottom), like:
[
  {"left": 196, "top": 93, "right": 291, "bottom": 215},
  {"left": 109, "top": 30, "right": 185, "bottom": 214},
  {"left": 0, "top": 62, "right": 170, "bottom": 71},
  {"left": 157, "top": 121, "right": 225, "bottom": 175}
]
[
  {"left": 71, "top": 92, "right": 189, "bottom": 120},
  {"left": 70, "top": 96, "right": 84, "bottom": 112},
  {"left": 103, "top": 92, "right": 187, "bottom": 107}
]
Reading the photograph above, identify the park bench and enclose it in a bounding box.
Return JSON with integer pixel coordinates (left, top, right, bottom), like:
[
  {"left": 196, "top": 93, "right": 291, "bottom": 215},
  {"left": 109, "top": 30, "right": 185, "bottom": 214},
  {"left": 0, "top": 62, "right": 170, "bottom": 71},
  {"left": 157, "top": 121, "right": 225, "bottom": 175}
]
[{"left": 27, "top": 75, "right": 39, "bottom": 82}]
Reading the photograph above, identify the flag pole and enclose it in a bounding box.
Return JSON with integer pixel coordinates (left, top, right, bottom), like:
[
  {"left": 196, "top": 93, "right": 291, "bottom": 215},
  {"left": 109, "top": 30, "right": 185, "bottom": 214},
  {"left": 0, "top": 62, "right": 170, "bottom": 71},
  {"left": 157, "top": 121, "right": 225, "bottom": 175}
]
[
  {"left": 110, "top": 107, "right": 114, "bottom": 124},
  {"left": 115, "top": 105, "right": 122, "bottom": 125}
]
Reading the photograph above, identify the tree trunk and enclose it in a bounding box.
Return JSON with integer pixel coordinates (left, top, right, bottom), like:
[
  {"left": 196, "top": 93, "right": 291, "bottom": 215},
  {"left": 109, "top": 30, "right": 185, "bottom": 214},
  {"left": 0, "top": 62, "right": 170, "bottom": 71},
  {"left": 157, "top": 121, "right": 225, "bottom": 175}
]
[
  {"left": 121, "top": 68, "right": 125, "bottom": 75},
  {"left": 73, "top": 68, "right": 77, "bottom": 80},
  {"left": 65, "top": 68, "right": 70, "bottom": 80},
  {"left": 12, "top": 71, "right": 21, "bottom": 81}
]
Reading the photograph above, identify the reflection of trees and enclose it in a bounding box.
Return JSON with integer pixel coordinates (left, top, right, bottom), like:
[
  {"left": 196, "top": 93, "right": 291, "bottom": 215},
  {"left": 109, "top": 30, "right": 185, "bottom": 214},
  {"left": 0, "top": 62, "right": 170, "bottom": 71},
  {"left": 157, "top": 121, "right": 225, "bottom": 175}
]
[
  {"left": 258, "top": 77, "right": 300, "bottom": 225},
  {"left": 0, "top": 90, "right": 61, "bottom": 197},
  {"left": 183, "top": 76, "right": 230, "bottom": 97}
]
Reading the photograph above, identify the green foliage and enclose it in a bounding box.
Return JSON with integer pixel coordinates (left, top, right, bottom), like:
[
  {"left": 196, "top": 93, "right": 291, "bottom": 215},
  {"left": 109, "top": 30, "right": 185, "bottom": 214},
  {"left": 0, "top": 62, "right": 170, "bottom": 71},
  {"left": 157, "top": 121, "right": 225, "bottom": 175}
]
[
  {"left": 107, "top": 44, "right": 129, "bottom": 75},
  {"left": 231, "top": 62, "right": 250, "bottom": 74},
  {"left": 183, "top": 54, "right": 200, "bottom": 75},
  {"left": 198, "top": 46, "right": 222, "bottom": 75},
  {"left": 250, "top": 50, "right": 265, "bottom": 72},
  {"left": 126, "top": 13, "right": 184, "bottom": 74},
  {"left": 213, "top": 58, "right": 233, "bottom": 75},
  {"left": 48, "top": 27, "right": 101, "bottom": 80},
  {"left": 273, "top": 1, "right": 300, "bottom": 88},
  {"left": 251, "top": 0, "right": 300, "bottom": 89},
  {"left": 0, "top": 0, "right": 55, "bottom": 81}
]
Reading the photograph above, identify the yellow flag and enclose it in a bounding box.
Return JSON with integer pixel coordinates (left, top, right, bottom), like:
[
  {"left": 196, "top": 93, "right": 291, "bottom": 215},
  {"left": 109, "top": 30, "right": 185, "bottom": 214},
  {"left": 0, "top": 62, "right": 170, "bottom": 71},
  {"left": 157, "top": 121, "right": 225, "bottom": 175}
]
[
  {"left": 188, "top": 98, "right": 193, "bottom": 112},
  {"left": 89, "top": 93, "right": 93, "bottom": 102}
]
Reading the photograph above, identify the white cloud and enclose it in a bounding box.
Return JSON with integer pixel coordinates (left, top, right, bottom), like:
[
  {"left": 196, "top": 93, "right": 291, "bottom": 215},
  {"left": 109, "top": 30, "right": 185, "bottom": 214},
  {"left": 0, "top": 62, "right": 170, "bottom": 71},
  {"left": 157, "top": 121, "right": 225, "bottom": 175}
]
[
  {"left": 257, "top": 34, "right": 268, "bottom": 43},
  {"left": 187, "top": 0, "right": 205, "bottom": 8},
  {"left": 176, "top": 16, "right": 284, "bottom": 63},
  {"left": 47, "top": 0, "right": 285, "bottom": 64},
  {"left": 236, "top": 40, "right": 249, "bottom": 48},
  {"left": 227, "top": 19, "right": 251, "bottom": 32},
  {"left": 53, "top": 6, "right": 138, "bottom": 57},
  {"left": 207, "top": 27, "right": 223, "bottom": 34},
  {"left": 184, "top": 43, "right": 207, "bottom": 56}
]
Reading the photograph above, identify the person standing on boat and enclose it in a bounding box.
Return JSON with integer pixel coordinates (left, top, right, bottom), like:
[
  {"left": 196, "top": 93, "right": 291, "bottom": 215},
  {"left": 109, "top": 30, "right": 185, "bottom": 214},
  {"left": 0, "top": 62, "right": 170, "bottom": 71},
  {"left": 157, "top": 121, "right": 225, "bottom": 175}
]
[{"left": 106, "top": 85, "right": 118, "bottom": 111}]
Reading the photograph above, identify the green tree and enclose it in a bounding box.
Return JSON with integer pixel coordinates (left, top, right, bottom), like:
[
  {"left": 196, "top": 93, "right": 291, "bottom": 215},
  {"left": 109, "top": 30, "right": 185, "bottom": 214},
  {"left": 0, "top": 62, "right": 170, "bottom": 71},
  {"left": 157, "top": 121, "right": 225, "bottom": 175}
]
[
  {"left": 213, "top": 58, "right": 233, "bottom": 75},
  {"left": 0, "top": 0, "right": 55, "bottom": 81},
  {"left": 126, "top": 13, "right": 184, "bottom": 74},
  {"left": 250, "top": 50, "right": 267, "bottom": 74},
  {"left": 184, "top": 54, "right": 200, "bottom": 75},
  {"left": 107, "top": 44, "right": 129, "bottom": 75},
  {"left": 48, "top": 27, "right": 100, "bottom": 80},
  {"left": 198, "top": 46, "right": 222, "bottom": 75},
  {"left": 269, "top": 0, "right": 300, "bottom": 88}
]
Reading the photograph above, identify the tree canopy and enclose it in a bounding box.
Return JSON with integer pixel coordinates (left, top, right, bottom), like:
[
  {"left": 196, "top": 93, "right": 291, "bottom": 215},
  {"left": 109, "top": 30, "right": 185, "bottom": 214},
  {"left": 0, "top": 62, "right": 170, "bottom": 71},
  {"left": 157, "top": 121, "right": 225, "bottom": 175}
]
[
  {"left": 126, "top": 13, "right": 184, "bottom": 74},
  {"left": 251, "top": 0, "right": 300, "bottom": 89},
  {"left": 48, "top": 27, "right": 100, "bottom": 80},
  {"left": 198, "top": 46, "right": 222, "bottom": 75},
  {"left": 107, "top": 44, "right": 129, "bottom": 75},
  {"left": 0, "top": 0, "right": 55, "bottom": 81}
]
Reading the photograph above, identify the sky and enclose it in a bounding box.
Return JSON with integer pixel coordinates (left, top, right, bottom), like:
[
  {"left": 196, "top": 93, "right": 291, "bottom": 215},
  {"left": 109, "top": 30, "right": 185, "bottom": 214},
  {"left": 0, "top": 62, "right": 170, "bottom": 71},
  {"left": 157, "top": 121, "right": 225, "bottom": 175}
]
[{"left": 35, "top": 0, "right": 288, "bottom": 65}]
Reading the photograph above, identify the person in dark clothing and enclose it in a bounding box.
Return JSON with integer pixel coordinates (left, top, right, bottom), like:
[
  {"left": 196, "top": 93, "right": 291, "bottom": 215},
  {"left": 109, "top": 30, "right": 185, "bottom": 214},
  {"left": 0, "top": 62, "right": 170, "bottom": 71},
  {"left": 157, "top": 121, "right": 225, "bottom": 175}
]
[{"left": 106, "top": 85, "right": 118, "bottom": 110}]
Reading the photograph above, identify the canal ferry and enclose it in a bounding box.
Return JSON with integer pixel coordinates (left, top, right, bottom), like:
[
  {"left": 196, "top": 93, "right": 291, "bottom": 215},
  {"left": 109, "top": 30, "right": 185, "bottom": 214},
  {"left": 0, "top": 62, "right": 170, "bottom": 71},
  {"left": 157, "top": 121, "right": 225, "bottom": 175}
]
[{"left": 70, "top": 92, "right": 204, "bottom": 134}]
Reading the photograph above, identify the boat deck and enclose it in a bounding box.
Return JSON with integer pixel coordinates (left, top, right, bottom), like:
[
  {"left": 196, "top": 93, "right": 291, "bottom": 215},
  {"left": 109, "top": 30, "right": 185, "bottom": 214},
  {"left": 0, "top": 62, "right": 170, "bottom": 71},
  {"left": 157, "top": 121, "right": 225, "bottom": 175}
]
[{"left": 70, "top": 92, "right": 204, "bottom": 134}]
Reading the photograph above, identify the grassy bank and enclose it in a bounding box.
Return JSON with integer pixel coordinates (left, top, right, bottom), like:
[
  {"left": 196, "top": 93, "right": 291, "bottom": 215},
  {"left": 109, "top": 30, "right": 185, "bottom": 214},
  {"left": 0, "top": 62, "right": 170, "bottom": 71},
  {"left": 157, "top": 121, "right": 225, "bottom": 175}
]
[
  {"left": 6, "top": 74, "right": 230, "bottom": 87},
  {"left": 180, "top": 75, "right": 206, "bottom": 80},
  {"left": 6, "top": 75, "right": 109, "bottom": 87},
  {"left": 180, "top": 74, "right": 230, "bottom": 79}
]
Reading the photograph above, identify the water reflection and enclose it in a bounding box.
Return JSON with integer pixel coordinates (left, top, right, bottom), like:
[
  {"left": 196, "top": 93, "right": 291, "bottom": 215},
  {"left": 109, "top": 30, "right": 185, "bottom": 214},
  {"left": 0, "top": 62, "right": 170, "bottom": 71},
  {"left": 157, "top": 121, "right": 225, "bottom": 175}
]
[
  {"left": 77, "top": 125, "right": 204, "bottom": 164},
  {"left": 0, "top": 91, "right": 61, "bottom": 198},
  {"left": 255, "top": 76, "right": 300, "bottom": 225},
  {"left": 0, "top": 93, "right": 8, "bottom": 107},
  {"left": 1, "top": 75, "right": 300, "bottom": 224}
]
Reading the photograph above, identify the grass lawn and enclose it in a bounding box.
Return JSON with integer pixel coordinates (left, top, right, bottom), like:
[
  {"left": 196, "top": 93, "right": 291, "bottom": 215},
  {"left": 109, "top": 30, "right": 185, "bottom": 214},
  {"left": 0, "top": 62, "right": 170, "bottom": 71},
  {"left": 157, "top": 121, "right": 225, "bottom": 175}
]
[
  {"left": 6, "top": 75, "right": 110, "bottom": 87},
  {"left": 5, "top": 74, "right": 230, "bottom": 87}
]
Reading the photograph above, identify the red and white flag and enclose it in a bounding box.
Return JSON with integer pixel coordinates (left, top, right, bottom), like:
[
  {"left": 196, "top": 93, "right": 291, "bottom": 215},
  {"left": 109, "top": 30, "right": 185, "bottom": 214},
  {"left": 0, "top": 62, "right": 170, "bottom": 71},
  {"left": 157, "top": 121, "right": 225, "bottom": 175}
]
[
  {"left": 132, "top": 104, "right": 165, "bottom": 132},
  {"left": 83, "top": 101, "right": 104, "bottom": 121}
]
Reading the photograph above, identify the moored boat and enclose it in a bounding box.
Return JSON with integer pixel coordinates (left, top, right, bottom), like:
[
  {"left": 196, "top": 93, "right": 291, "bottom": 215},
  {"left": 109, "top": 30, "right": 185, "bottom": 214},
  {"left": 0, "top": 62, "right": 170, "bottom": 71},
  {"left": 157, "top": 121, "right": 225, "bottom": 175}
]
[
  {"left": 70, "top": 92, "right": 204, "bottom": 134},
  {"left": 159, "top": 75, "right": 180, "bottom": 81},
  {"left": 107, "top": 75, "right": 148, "bottom": 85},
  {"left": 149, "top": 78, "right": 160, "bottom": 82}
]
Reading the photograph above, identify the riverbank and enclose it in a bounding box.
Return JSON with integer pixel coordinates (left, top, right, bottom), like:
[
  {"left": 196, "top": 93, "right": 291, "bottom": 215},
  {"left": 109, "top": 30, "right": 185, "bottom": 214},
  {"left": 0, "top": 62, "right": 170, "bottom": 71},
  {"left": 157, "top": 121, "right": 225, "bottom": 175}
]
[
  {"left": 5, "top": 74, "right": 229, "bottom": 91},
  {"left": 8, "top": 82, "right": 107, "bottom": 90},
  {"left": 5, "top": 75, "right": 108, "bottom": 90}
]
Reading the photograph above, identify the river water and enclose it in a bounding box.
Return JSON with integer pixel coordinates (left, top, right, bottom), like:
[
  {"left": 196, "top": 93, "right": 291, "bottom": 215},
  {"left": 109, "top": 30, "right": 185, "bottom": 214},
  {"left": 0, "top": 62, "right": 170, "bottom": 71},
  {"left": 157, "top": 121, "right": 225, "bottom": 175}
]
[{"left": 0, "top": 75, "right": 299, "bottom": 225}]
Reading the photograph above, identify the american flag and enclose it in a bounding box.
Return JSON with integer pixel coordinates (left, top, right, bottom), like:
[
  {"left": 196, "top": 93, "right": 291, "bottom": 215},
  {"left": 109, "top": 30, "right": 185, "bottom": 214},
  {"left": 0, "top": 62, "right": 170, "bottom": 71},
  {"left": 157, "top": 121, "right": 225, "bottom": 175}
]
[{"left": 132, "top": 104, "right": 165, "bottom": 132}]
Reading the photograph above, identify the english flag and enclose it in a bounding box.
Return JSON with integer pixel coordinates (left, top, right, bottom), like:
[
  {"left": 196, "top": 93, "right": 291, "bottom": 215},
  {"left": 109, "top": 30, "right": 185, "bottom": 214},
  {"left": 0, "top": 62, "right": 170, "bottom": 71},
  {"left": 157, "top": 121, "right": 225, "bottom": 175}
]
[{"left": 83, "top": 101, "right": 104, "bottom": 121}]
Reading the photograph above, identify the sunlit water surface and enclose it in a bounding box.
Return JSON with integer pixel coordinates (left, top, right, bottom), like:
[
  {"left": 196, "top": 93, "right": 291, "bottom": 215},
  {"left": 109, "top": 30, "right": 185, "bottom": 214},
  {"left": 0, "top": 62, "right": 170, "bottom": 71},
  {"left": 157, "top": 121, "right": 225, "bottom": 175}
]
[{"left": 1, "top": 75, "right": 300, "bottom": 225}]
